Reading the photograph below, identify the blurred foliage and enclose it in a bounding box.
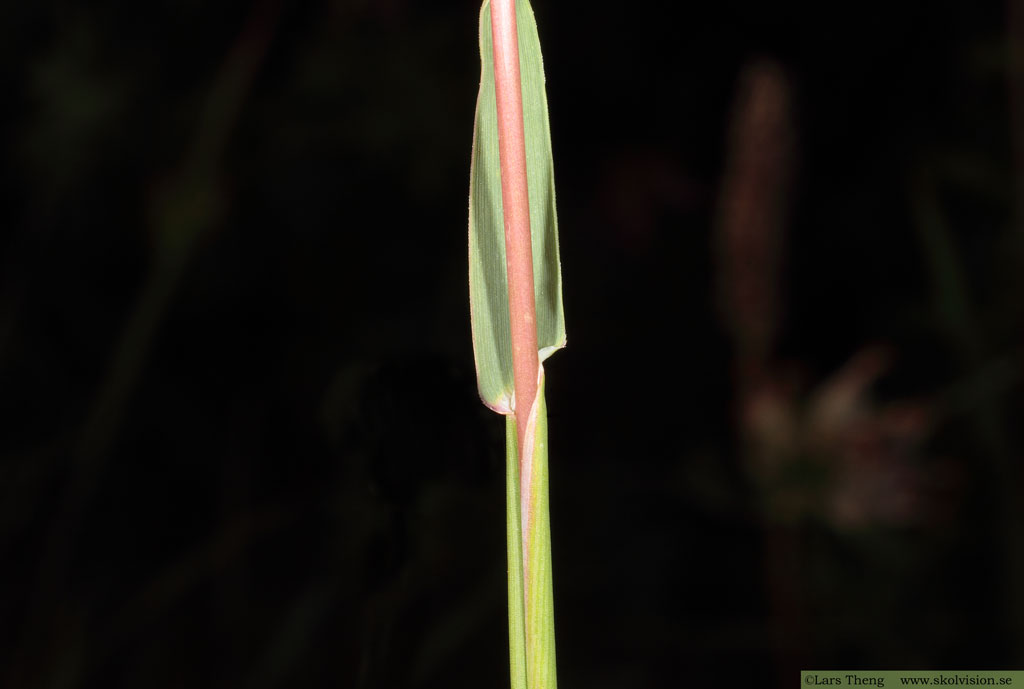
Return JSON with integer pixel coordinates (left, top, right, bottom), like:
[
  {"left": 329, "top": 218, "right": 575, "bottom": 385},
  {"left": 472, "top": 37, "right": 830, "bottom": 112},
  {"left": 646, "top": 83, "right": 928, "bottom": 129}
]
[{"left": 0, "top": 0, "right": 1021, "bottom": 687}]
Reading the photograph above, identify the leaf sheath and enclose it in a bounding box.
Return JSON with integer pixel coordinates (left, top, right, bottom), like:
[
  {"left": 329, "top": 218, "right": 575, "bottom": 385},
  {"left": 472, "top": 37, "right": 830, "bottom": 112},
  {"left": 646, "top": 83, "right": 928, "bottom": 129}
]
[{"left": 506, "top": 375, "right": 557, "bottom": 689}]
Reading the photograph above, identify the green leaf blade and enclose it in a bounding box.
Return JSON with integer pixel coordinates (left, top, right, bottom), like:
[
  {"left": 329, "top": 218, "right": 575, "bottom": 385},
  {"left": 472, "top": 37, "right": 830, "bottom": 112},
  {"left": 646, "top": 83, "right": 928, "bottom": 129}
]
[{"left": 469, "top": 0, "right": 565, "bottom": 414}]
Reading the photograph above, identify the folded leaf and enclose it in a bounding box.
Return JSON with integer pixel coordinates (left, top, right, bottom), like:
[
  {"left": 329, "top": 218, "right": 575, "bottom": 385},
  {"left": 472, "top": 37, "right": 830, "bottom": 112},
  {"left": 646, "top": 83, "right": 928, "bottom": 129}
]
[{"left": 469, "top": 0, "right": 565, "bottom": 414}]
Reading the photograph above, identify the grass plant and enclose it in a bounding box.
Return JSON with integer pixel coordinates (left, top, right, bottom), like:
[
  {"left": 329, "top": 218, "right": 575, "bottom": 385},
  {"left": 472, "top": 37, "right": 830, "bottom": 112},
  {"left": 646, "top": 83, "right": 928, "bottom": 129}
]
[{"left": 468, "top": 1, "right": 563, "bottom": 687}]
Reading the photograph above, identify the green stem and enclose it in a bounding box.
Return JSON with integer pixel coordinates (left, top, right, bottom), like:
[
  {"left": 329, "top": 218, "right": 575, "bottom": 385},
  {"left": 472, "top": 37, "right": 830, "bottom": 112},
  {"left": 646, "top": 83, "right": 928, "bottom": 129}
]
[
  {"left": 506, "top": 415, "right": 528, "bottom": 689},
  {"left": 506, "top": 375, "right": 557, "bottom": 689}
]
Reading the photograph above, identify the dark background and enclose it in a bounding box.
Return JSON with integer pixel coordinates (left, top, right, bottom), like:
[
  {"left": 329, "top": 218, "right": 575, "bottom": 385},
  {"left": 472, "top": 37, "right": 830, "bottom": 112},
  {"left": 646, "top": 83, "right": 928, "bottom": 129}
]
[{"left": 2, "top": 0, "right": 1023, "bottom": 686}]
